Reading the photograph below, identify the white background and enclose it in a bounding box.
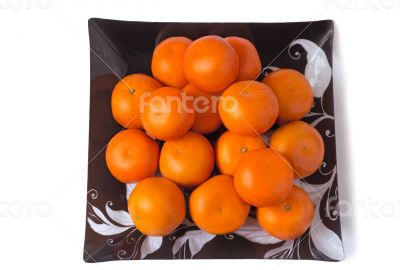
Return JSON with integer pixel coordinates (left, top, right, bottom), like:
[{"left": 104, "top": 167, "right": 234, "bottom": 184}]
[{"left": 1, "top": 0, "right": 399, "bottom": 269}]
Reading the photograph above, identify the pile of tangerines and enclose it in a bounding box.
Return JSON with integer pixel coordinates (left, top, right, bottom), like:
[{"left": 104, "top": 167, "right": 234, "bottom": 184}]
[{"left": 105, "top": 35, "right": 324, "bottom": 240}]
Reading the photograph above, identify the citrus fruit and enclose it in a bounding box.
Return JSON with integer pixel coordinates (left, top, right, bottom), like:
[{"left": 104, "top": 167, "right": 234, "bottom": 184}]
[
  {"left": 234, "top": 148, "right": 294, "bottom": 207},
  {"left": 219, "top": 80, "right": 279, "bottom": 136},
  {"left": 105, "top": 129, "right": 159, "bottom": 183},
  {"left": 111, "top": 74, "right": 161, "bottom": 129},
  {"left": 183, "top": 35, "right": 239, "bottom": 93},
  {"left": 151, "top": 36, "right": 192, "bottom": 88},
  {"left": 269, "top": 121, "right": 324, "bottom": 178},
  {"left": 128, "top": 177, "right": 186, "bottom": 236},
  {"left": 257, "top": 185, "right": 314, "bottom": 240},
  {"left": 159, "top": 131, "right": 214, "bottom": 187},
  {"left": 262, "top": 69, "right": 313, "bottom": 123},
  {"left": 182, "top": 84, "right": 222, "bottom": 134},
  {"left": 215, "top": 130, "right": 265, "bottom": 176},
  {"left": 189, "top": 175, "right": 250, "bottom": 234},
  {"left": 140, "top": 86, "right": 195, "bottom": 141},
  {"left": 225, "top": 36, "right": 262, "bottom": 81}
]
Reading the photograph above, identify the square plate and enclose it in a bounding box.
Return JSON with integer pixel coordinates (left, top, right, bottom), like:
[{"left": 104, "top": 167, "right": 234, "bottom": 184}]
[{"left": 84, "top": 19, "right": 344, "bottom": 262}]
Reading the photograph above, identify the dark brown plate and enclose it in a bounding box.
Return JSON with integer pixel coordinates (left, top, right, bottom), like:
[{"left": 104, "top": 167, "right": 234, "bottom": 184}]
[{"left": 84, "top": 19, "right": 343, "bottom": 262}]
